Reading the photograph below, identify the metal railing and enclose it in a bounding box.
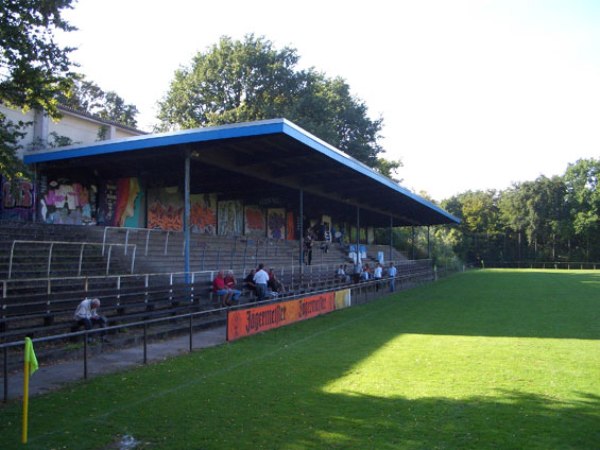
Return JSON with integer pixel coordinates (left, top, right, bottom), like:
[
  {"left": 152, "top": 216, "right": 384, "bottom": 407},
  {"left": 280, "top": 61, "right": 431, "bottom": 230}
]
[
  {"left": 1, "top": 264, "right": 435, "bottom": 402},
  {"left": 7, "top": 240, "right": 137, "bottom": 279},
  {"left": 482, "top": 261, "right": 600, "bottom": 270},
  {"left": 1, "top": 269, "right": 216, "bottom": 302}
]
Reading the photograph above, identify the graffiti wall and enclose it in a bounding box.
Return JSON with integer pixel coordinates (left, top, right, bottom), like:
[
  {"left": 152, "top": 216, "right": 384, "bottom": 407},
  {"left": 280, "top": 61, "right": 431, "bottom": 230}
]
[
  {"left": 147, "top": 186, "right": 183, "bottom": 231},
  {"left": 0, "top": 177, "right": 34, "bottom": 221},
  {"left": 286, "top": 211, "right": 295, "bottom": 240},
  {"left": 96, "top": 178, "right": 141, "bottom": 227},
  {"left": 39, "top": 176, "right": 96, "bottom": 225},
  {"left": 190, "top": 193, "right": 217, "bottom": 235},
  {"left": 267, "top": 208, "right": 286, "bottom": 239},
  {"left": 244, "top": 205, "right": 266, "bottom": 236},
  {"left": 218, "top": 200, "right": 243, "bottom": 236}
]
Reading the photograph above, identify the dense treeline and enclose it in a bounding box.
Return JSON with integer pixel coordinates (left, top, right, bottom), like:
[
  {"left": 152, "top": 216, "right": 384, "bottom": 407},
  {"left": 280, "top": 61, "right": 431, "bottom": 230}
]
[
  {"left": 386, "top": 158, "right": 600, "bottom": 266},
  {"left": 440, "top": 158, "right": 600, "bottom": 265}
]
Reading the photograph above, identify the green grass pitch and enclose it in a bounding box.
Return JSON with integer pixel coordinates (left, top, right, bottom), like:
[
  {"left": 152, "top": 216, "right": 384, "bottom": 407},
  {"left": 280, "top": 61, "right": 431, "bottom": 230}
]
[{"left": 1, "top": 269, "right": 598, "bottom": 449}]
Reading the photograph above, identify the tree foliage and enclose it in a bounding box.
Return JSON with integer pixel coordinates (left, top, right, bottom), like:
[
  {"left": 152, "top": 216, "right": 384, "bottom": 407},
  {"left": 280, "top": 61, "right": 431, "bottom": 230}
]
[
  {"left": 0, "top": 0, "right": 76, "bottom": 180},
  {"left": 59, "top": 74, "right": 139, "bottom": 128},
  {"left": 158, "top": 35, "right": 401, "bottom": 179},
  {"left": 430, "top": 158, "right": 600, "bottom": 265}
]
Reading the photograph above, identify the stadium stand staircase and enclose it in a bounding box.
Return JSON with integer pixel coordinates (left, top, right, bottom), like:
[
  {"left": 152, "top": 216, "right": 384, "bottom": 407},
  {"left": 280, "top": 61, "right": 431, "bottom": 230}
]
[
  {"left": 0, "top": 221, "right": 416, "bottom": 345},
  {"left": 0, "top": 223, "right": 347, "bottom": 341}
]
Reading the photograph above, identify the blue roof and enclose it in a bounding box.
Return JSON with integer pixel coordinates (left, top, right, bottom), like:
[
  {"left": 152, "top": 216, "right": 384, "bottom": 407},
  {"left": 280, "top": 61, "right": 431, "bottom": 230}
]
[{"left": 25, "top": 118, "right": 459, "bottom": 225}]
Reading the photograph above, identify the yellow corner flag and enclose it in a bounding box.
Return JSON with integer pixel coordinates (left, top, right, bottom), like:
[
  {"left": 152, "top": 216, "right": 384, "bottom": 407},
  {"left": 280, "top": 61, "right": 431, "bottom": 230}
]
[
  {"left": 24, "top": 337, "right": 39, "bottom": 376},
  {"left": 22, "top": 337, "right": 38, "bottom": 444}
]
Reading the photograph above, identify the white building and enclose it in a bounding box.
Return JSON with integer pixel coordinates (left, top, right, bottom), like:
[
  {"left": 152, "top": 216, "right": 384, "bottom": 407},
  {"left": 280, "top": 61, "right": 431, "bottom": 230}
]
[{"left": 1, "top": 104, "right": 146, "bottom": 159}]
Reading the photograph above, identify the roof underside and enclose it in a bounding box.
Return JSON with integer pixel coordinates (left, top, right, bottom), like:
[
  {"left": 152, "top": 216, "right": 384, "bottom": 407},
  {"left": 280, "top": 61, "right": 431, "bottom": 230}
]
[{"left": 24, "top": 119, "right": 459, "bottom": 228}]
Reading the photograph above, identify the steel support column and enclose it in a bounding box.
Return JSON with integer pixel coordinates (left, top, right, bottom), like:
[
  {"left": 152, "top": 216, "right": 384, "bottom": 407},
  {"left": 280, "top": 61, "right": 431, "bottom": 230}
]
[{"left": 184, "top": 151, "right": 191, "bottom": 282}]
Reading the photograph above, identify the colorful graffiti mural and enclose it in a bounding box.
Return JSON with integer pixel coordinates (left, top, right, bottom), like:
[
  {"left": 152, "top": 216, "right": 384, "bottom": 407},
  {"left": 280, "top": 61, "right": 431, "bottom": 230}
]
[
  {"left": 1, "top": 177, "right": 34, "bottom": 221},
  {"left": 190, "top": 193, "right": 217, "bottom": 234},
  {"left": 267, "top": 208, "right": 286, "bottom": 239},
  {"left": 244, "top": 205, "right": 266, "bottom": 236},
  {"left": 96, "top": 178, "right": 140, "bottom": 227},
  {"left": 218, "top": 200, "right": 243, "bottom": 236},
  {"left": 147, "top": 187, "right": 183, "bottom": 231},
  {"left": 113, "top": 178, "right": 140, "bottom": 227},
  {"left": 286, "top": 211, "right": 295, "bottom": 241},
  {"left": 39, "top": 177, "right": 96, "bottom": 225}
]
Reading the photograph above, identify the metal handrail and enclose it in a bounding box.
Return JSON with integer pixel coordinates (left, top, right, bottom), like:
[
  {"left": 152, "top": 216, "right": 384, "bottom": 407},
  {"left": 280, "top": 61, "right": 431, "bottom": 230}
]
[
  {"left": 7, "top": 240, "right": 136, "bottom": 279},
  {"left": 102, "top": 226, "right": 169, "bottom": 256},
  {"left": 0, "top": 269, "right": 216, "bottom": 297},
  {"left": 1, "top": 265, "right": 436, "bottom": 402}
]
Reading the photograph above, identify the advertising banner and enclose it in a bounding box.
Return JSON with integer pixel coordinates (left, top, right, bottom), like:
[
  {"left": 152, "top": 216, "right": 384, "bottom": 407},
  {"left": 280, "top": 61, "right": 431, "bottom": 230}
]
[
  {"left": 227, "top": 292, "right": 335, "bottom": 341},
  {"left": 334, "top": 289, "right": 351, "bottom": 309}
]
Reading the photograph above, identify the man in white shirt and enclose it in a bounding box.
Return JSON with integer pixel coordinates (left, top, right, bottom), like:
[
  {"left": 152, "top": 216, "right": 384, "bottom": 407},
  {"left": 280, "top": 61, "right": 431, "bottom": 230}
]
[
  {"left": 388, "top": 263, "right": 398, "bottom": 292},
  {"left": 253, "top": 263, "right": 269, "bottom": 302},
  {"left": 74, "top": 297, "right": 107, "bottom": 331},
  {"left": 373, "top": 263, "right": 383, "bottom": 291}
]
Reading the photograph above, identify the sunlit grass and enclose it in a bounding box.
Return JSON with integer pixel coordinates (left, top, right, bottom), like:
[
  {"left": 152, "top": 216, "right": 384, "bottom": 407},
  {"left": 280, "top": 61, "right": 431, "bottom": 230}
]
[{"left": 0, "top": 269, "right": 598, "bottom": 449}]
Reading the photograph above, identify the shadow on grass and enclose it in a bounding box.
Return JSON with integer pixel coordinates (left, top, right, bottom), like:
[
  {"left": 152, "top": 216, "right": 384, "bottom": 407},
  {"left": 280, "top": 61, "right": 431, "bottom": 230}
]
[
  {"left": 0, "top": 270, "right": 598, "bottom": 449},
  {"left": 6, "top": 384, "right": 597, "bottom": 449},
  {"left": 260, "top": 388, "right": 600, "bottom": 449}
]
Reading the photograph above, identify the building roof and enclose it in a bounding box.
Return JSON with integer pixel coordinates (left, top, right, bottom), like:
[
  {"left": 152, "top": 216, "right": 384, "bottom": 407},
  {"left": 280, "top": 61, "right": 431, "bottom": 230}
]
[
  {"left": 24, "top": 118, "right": 459, "bottom": 227},
  {"left": 57, "top": 105, "right": 147, "bottom": 135}
]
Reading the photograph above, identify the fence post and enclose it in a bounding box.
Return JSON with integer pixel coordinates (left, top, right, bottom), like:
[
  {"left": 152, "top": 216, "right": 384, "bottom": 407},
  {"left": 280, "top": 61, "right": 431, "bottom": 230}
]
[
  {"left": 83, "top": 336, "right": 88, "bottom": 379},
  {"left": 144, "top": 274, "right": 149, "bottom": 306},
  {"left": 78, "top": 243, "right": 85, "bottom": 276},
  {"left": 189, "top": 314, "right": 193, "bottom": 352},
  {"left": 130, "top": 245, "right": 136, "bottom": 274},
  {"left": 3, "top": 346, "right": 7, "bottom": 403},
  {"left": 47, "top": 242, "right": 54, "bottom": 278},
  {"left": 102, "top": 228, "right": 108, "bottom": 256},
  {"left": 124, "top": 229, "right": 130, "bottom": 255},
  {"left": 106, "top": 245, "right": 113, "bottom": 275},
  {"left": 116, "top": 276, "right": 121, "bottom": 308},
  {"left": 143, "top": 323, "right": 148, "bottom": 364},
  {"left": 190, "top": 272, "right": 195, "bottom": 303}
]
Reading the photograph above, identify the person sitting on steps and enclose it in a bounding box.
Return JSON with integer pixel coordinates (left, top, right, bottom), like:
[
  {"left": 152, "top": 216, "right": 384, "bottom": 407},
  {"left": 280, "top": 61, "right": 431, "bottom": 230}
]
[
  {"left": 73, "top": 297, "right": 108, "bottom": 342},
  {"left": 212, "top": 270, "right": 241, "bottom": 306}
]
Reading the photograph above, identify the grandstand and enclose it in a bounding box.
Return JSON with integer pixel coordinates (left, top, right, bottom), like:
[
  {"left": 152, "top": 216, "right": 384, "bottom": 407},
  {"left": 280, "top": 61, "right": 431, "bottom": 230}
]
[
  {"left": 1, "top": 118, "right": 458, "bottom": 368},
  {"left": 0, "top": 220, "right": 428, "bottom": 348}
]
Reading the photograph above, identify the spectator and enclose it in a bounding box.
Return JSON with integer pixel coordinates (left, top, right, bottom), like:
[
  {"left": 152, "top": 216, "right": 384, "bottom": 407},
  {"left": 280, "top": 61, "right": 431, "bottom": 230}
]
[
  {"left": 334, "top": 229, "right": 343, "bottom": 244},
  {"left": 388, "top": 262, "right": 398, "bottom": 292},
  {"left": 304, "top": 234, "right": 313, "bottom": 265},
  {"left": 73, "top": 297, "right": 107, "bottom": 341},
  {"left": 224, "top": 270, "right": 237, "bottom": 289},
  {"left": 243, "top": 269, "right": 257, "bottom": 297},
  {"left": 373, "top": 262, "right": 383, "bottom": 291},
  {"left": 268, "top": 269, "right": 285, "bottom": 296},
  {"left": 352, "top": 261, "right": 362, "bottom": 284},
  {"left": 361, "top": 263, "right": 371, "bottom": 281},
  {"left": 336, "top": 264, "right": 349, "bottom": 283},
  {"left": 253, "top": 263, "right": 269, "bottom": 302},
  {"left": 213, "top": 270, "right": 241, "bottom": 306}
]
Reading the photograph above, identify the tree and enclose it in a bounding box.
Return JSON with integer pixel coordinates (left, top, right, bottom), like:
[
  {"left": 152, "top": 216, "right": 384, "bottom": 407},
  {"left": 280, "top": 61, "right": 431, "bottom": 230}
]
[
  {"left": 564, "top": 158, "right": 600, "bottom": 260},
  {"left": 1, "top": 0, "right": 76, "bottom": 180},
  {"left": 158, "top": 35, "right": 400, "bottom": 179},
  {"left": 442, "top": 190, "right": 501, "bottom": 264},
  {"left": 59, "top": 74, "right": 139, "bottom": 128}
]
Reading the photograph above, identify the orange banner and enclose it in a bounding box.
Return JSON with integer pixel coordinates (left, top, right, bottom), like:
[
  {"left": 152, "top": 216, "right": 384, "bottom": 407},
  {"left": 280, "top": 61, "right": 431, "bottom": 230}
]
[{"left": 227, "top": 292, "right": 335, "bottom": 341}]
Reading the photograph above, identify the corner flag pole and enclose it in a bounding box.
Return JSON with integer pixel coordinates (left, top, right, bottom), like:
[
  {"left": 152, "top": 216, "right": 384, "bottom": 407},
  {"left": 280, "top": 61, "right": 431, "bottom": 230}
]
[{"left": 22, "top": 337, "right": 38, "bottom": 444}]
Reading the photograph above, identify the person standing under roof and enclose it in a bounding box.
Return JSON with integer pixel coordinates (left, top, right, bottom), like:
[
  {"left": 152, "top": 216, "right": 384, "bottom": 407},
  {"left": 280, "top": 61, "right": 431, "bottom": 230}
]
[
  {"left": 388, "top": 262, "right": 398, "bottom": 292},
  {"left": 253, "top": 263, "right": 269, "bottom": 302}
]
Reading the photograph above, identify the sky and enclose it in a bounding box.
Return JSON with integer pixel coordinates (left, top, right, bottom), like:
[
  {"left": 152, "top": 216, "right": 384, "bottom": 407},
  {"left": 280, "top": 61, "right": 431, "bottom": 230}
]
[{"left": 57, "top": 0, "right": 600, "bottom": 201}]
